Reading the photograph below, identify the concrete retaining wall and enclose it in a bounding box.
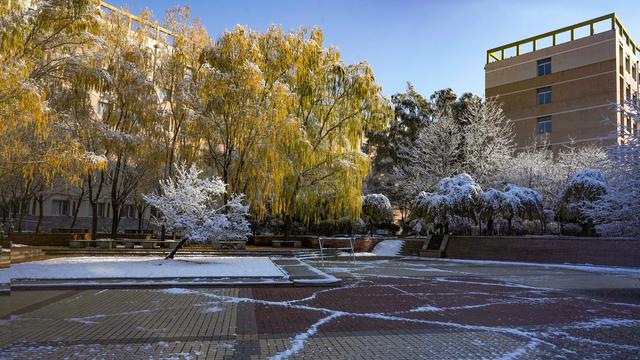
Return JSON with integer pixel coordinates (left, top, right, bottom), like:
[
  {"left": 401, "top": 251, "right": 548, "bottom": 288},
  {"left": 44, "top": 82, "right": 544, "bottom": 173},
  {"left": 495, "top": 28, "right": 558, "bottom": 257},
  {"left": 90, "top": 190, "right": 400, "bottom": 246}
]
[{"left": 446, "top": 236, "right": 640, "bottom": 268}]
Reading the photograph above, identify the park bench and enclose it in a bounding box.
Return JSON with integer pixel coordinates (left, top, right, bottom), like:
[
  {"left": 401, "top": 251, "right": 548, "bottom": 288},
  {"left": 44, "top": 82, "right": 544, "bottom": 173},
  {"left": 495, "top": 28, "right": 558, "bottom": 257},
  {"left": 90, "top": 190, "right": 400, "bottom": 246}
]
[
  {"left": 217, "top": 240, "right": 246, "bottom": 250},
  {"left": 272, "top": 239, "right": 302, "bottom": 248},
  {"left": 69, "top": 239, "right": 177, "bottom": 249}
]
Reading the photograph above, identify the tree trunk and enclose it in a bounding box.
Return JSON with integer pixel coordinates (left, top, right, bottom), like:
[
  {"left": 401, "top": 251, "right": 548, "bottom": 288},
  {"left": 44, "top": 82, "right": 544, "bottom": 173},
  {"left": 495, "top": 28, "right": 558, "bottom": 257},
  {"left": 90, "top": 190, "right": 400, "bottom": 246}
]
[
  {"left": 283, "top": 216, "right": 291, "bottom": 241},
  {"left": 35, "top": 194, "right": 44, "bottom": 233},
  {"left": 70, "top": 187, "right": 85, "bottom": 229},
  {"left": 165, "top": 237, "right": 188, "bottom": 259},
  {"left": 91, "top": 203, "right": 98, "bottom": 240},
  {"left": 111, "top": 204, "right": 120, "bottom": 239},
  {"left": 369, "top": 221, "right": 374, "bottom": 237},
  {"left": 161, "top": 224, "right": 166, "bottom": 241},
  {"left": 137, "top": 210, "right": 143, "bottom": 233}
]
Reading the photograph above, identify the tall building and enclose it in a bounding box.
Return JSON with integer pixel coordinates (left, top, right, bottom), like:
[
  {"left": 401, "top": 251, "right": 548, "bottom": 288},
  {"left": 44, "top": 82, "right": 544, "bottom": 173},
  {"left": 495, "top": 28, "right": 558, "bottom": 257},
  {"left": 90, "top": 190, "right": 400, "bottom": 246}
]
[{"left": 485, "top": 13, "right": 639, "bottom": 151}]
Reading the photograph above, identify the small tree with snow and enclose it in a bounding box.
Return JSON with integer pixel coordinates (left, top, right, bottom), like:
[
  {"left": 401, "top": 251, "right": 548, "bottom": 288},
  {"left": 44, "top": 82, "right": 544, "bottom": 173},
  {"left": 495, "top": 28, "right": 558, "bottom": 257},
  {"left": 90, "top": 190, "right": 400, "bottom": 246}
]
[
  {"left": 581, "top": 102, "right": 640, "bottom": 236},
  {"left": 413, "top": 173, "right": 482, "bottom": 234},
  {"left": 361, "top": 194, "right": 394, "bottom": 236},
  {"left": 558, "top": 169, "right": 609, "bottom": 235},
  {"left": 144, "top": 163, "right": 251, "bottom": 259}
]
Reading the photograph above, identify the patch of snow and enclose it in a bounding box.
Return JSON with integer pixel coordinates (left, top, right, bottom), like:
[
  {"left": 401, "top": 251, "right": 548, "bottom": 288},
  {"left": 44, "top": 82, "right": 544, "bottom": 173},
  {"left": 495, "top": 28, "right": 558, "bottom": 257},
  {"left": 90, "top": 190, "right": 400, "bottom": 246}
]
[
  {"left": 9, "top": 256, "right": 286, "bottom": 280},
  {"left": 420, "top": 257, "right": 640, "bottom": 275},
  {"left": 268, "top": 313, "right": 343, "bottom": 360},
  {"left": 372, "top": 240, "right": 404, "bottom": 256}
]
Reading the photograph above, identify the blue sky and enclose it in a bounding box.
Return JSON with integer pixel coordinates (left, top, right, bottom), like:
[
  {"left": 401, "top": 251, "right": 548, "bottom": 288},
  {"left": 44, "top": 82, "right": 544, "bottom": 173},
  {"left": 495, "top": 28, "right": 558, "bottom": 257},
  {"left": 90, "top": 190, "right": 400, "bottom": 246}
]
[{"left": 107, "top": 0, "right": 640, "bottom": 98}]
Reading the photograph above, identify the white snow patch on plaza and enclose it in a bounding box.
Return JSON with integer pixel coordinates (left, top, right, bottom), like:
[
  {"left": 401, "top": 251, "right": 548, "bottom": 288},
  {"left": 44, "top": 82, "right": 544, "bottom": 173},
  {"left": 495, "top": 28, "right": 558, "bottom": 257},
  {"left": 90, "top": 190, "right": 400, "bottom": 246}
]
[
  {"left": 9, "top": 256, "right": 286, "bottom": 280},
  {"left": 420, "top": 257, "right": 640, "bottom": 275},
  {"left": 371, "top": 240, "right": 404, "bottom": 256}
]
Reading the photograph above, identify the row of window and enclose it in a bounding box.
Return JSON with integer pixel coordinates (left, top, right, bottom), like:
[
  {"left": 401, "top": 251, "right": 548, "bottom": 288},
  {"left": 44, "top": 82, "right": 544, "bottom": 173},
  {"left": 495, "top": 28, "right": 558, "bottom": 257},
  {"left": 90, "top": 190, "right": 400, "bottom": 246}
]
[{"left": 49, "top": 200, "right": 137, "bottom": 218}]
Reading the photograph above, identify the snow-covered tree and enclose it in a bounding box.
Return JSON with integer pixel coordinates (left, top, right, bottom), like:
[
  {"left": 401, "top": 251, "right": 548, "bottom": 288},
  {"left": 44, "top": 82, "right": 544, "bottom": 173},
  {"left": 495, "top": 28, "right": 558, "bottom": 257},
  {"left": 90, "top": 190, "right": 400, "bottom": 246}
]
[
  {"left": 461, "top": 100, "right": 513, "bottom": 185},
  {"left": 395, "top": 111, "right": 463, "bottom": 195},
  {"left": 581, "top": 102, "right": 640, "bottom": 236},
  {"left": 361, "top": 194, "right": 393, "bottom": 235},
  {"left": 144, "top": 164, "right": 251, "bottom": 259},
  {"left": 412, "top": 173, "right": 482, "bottom": 234},
  {"left": 558, "top": 169, "right": 609, "bottom": 235}
]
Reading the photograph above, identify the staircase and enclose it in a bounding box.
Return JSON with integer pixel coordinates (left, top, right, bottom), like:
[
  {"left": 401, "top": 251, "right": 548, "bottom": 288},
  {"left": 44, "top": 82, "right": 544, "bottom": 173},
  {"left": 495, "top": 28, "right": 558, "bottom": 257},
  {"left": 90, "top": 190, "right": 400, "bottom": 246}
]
[
  {"left": 399, "top": 239, "right": 424, "bottom": 256},
  {"left": 10, "top": 244, "right": 46, "bottom": 264},
  {"left": 419, "top": 235, "right": 450, "bottom": 258}
]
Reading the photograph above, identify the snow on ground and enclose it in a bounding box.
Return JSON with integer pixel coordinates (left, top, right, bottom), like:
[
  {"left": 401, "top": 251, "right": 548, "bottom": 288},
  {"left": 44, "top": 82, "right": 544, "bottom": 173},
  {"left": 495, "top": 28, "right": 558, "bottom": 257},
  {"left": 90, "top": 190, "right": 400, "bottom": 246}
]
[
  {"left": 0, "top": 268, "right": 9, "bottom": 283},
  {"left": 419, "top": 257, "right": 640, "bottom": 275},
  {"left": 371, "top": 240, "right": 404, "bottom": 256},
  {"left": 9, "top": 256, "right": 286, "bottom": 280}
]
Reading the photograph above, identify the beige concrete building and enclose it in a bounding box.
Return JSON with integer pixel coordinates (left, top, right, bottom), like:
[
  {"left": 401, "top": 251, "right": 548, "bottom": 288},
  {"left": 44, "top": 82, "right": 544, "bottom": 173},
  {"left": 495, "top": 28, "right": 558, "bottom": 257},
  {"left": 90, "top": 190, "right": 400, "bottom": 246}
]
[{"left": 485, "top": 14, "right": 639, "bottom": 151}]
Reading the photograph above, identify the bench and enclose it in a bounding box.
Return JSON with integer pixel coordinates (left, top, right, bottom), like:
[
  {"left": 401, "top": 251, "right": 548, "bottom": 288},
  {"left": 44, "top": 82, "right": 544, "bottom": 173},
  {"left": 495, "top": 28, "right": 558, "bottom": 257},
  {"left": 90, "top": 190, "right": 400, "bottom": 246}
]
[
  {"left": 217, "top": 240, "right": 246, "bottom": 250},
  {"left": 272, "top": 239, "right": 301, "bottom": 248},
  {"left": 69, "top": 239, "right": 177, "bottom": 249}
]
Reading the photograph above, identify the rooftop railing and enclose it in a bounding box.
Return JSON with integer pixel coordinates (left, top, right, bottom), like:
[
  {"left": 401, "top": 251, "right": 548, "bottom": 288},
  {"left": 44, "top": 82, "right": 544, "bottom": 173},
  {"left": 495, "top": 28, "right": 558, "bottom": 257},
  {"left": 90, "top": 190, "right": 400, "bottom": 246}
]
[{"left": 486, "top": 13, "right": 638, "bottom": 64}]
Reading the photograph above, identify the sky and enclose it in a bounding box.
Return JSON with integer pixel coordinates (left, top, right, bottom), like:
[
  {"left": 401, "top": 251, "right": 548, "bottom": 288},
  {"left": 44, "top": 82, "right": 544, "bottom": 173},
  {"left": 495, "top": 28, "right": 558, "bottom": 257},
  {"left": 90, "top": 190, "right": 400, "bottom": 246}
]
[{"left": 107, "top": 0, "right": 640, "bottom": 98}]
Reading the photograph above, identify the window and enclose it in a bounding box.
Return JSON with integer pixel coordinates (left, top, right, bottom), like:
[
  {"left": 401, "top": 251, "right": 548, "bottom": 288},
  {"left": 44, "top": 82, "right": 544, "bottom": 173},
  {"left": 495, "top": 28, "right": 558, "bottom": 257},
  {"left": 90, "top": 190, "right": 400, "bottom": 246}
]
[
  {"left": 537, "top": 58, "right": 551, "bottom": 76},
  {"left": 124, "top": 204, "right": 136, "bottom": 218},
  {"left": 625, "top": 56, "right": 631, "bottom": 73},
  {"left": 537, "top": 116, "right": 552, "bottom": 134},
  {"left": 619, "top": 45, "right": 624, "bottom": 74},
  {"left": 97, "top": 101, "right": 109, "bottom": 117},
  {"left": 537, "top": 87, "right": 552, "bottom": 105},
  {"left": 97, "top": 202, "right": 106, "bottom": 217},
  {"left": 52, "top": 200, "right": 70, "bottom": 216},
  {"left": 158, "top": 88, "right": 169, "bottom": 102},
  {"left": 626, "top": 84, "right": 631, "bottom": 101}
]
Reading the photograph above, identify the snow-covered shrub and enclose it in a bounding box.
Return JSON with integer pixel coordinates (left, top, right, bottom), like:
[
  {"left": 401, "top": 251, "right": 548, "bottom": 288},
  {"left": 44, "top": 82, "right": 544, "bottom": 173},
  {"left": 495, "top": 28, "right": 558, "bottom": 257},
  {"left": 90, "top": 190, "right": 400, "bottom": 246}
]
[
  {"left": 362, "top": 193, "right": 394, "bottom": 235},
  {"left": 413, "top": 174, "right": 482, "bottom": 234},
  {"left": 557, "top": 169, "right": 609, "bottom": 235},
  {"left": 144, "top": 164, "right": 251, "bottom": 245}
]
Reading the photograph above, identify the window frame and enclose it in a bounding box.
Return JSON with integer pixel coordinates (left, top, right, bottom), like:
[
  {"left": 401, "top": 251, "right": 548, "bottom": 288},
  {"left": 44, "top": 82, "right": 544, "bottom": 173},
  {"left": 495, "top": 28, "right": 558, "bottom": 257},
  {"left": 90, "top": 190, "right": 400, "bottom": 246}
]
[
  {"left": 537, "top": 58, "right": 551, "bottom": 76},
  {"left": 537, "top": 116, "right": 552, "bottom": 134},
  {"left": 537, "top": 86, "right": 552, "bottom": 105},
  {"left": 51, "top": 199, "right": 70, "bottom": 216}
]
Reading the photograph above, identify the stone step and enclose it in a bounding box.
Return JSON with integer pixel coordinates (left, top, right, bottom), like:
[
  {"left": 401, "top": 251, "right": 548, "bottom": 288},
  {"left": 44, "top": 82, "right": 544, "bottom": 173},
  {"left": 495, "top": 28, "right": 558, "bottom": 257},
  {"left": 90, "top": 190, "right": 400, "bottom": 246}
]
[
  {"left": 400, "top": 239, "right": 424, "bottom": 256},
  {"left": 10, "top": 245, "right": 45, "bottom": 262}
]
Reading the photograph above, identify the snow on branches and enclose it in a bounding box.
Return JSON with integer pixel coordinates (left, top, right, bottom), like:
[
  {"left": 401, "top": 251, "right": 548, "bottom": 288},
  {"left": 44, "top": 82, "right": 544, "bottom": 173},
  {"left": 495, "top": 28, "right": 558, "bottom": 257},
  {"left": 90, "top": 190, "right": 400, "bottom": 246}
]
[
  {"left": 414, "top": 173, "right": 544, "bottom": 234},
  {"left": 362, "top": 193, "right": 393, "bottom": 235},
  {"left": 580, "top": 101, "right": 640, "bottom": 237},
  {"left": 144, "top": 163, "right": 251, "bottom": 244}
]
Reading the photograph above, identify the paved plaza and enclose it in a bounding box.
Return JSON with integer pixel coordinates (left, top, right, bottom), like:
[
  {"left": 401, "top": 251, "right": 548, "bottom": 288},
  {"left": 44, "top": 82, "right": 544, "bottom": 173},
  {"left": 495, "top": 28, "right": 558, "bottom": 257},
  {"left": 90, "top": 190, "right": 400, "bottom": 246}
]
[{"left": 1, "top": 258, "right": 639, "bottom": 359}]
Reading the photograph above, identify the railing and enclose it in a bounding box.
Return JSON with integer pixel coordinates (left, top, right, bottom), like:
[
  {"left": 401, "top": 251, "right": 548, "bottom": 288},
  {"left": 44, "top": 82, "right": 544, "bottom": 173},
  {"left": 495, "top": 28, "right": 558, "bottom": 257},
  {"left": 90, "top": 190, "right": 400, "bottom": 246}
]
[
  {"left": 486, "top": 13, "right": 638, "bottom": 64},
  {"left": 98, "top": 1, "right": 177, "bottom": 41}
]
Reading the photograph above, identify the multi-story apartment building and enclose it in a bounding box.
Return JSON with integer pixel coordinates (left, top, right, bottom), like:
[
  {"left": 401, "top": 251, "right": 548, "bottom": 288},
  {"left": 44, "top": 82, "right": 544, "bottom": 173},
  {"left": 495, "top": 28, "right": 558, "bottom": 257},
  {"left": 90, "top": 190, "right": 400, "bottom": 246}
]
[
  {"left": 17, "top": 1, "right": 175, "bottom": 233},
  {"left": 485, "top": 13, "right": 639, "bottom": 151}
]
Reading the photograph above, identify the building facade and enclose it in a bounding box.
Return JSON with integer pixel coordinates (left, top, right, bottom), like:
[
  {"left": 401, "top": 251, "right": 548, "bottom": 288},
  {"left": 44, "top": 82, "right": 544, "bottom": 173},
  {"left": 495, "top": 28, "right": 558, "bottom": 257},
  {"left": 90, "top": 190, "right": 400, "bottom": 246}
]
[{"left": 485, "top": 14, "right": 639, "bottom": 151}]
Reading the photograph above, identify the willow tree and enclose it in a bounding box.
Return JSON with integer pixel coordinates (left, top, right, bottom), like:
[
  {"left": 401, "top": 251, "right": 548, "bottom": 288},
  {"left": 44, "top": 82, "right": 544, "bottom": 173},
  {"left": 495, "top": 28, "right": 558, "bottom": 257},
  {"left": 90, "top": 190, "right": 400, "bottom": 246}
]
[
  {"left": 0, "top": 0, "right": 105, "bottom": 230},
  {"left": 270, "top": 29, "right": 391, "bottom": 232},
  {"left": 156, "top": 6, "right": 210, "bottom": 177},
  {"left": 196, "top": 26, "right": 292, "bottom": 215},
  {"left": 97, "top": 10, "right": 163, "bottom": 238}
]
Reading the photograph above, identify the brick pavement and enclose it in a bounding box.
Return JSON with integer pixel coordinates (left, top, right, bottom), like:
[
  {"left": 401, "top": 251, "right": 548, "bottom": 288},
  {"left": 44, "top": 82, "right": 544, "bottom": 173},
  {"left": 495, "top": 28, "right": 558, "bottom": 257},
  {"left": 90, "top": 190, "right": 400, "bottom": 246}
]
[{"left": 1, "top": 258, "right": 639, "bottom": 359}]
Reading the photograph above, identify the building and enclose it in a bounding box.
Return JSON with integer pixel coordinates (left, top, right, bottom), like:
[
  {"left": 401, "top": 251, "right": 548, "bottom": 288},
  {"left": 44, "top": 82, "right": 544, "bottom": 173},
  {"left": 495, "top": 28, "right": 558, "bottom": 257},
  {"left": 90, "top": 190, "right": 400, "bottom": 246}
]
[{"left": 485, "top": 13, "right": 639, "bottom": 151}]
